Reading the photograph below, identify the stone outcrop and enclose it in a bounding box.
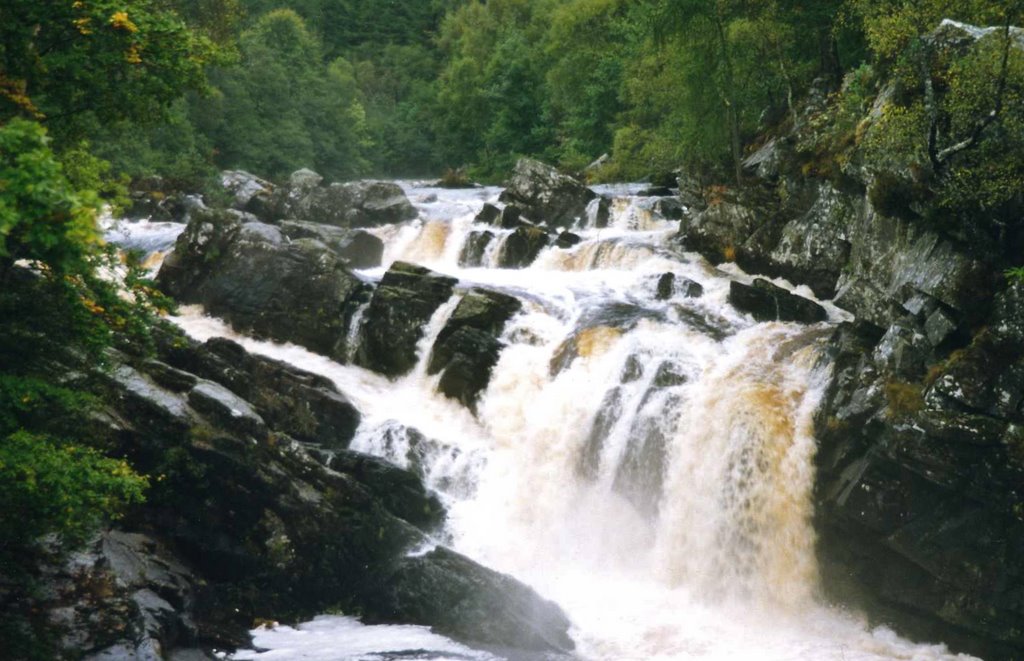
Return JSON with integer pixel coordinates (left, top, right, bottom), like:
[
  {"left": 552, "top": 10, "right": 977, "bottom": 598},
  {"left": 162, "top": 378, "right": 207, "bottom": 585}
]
[
  {"left": 498, "top": 158, "right": 597, "bottom": 228},
  {"left": 497, "top": 225, "right": 551, "bottom": 269},
  {"left": 278, "top": 221, "right": 384, "bottom": 269},
  {"left": 156, "top": 207, "right": 368, "bottom": 361},
  {"left": 354, "top": 262, "right": 458, "bottom": 378},
  {"left": 428, "top": 288, "right": 522, "bottom": 410},
  {"left": 287, "top": 180, "right": 418, "bottom": 228}
]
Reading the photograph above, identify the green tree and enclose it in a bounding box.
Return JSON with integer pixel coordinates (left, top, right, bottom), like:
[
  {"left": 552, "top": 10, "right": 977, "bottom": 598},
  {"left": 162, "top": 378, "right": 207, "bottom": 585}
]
[{"left": 200, "top": 9, "right": 371, "bottom": 180}]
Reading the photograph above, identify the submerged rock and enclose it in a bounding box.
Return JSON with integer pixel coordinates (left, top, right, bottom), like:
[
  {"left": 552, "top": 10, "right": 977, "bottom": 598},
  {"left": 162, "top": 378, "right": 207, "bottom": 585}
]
[
  {"left": 498, "top": 158, "right": 597, "bottom": 228},
  {"left": 728, "top": 279, "right": 827, "bottom": 324},
  {"left": 355, "top": 262, "right": 458, "bottom": 378}
]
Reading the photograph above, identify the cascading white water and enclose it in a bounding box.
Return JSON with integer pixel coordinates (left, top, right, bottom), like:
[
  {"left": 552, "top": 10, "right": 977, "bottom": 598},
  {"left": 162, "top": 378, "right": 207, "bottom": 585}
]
[{"left": 140, "top": 181, "right": 977, "bottom": 660}]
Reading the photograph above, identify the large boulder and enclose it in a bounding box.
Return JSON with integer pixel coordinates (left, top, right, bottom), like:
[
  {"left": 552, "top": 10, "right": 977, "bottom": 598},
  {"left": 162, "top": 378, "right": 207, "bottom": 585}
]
[
  {"left": 157, "top": 334, "right": 361, "bottom": 448},
  {"left": 157, "top": 207, "right": 369, "bottom": 360},
  {"left": 221, "top": 170, "right": 277, "bottom": 219},
  {"left": 363, "top": 547, "right": 574, "bottom": 653},
  {"left": 428, "top": 288, "right": 522, "bottom": 410},
  {"left": 498, "top": 158, "right": 597, "bottom": 228},
  {"left": 497, "top": 225, "right": 551, "bottom": 269},
  {"left": 278, "top": 220, "right": 384, "bottom": 269},
  {"left": 354, "top": 262, "right": 458, "bottom": 378},
  {"left": 728, "top": 279, "right": 827, "bottom": 324},
  {"left": 289, "top": 180, "right": 417, "bottom": 228}
]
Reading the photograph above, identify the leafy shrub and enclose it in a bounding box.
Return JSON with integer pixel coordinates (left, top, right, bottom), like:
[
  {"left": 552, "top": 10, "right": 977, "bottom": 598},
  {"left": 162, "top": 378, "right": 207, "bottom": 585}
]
[{"left": 0, "top": 431, "right": 146, "bottom": 556}]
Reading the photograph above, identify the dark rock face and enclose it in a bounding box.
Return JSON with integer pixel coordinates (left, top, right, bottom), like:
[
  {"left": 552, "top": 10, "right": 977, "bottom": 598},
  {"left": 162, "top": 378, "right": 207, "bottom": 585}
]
[
  {"left": 555, "top": 231, "right": 582, "bottom": 249},
  {"left": 158, "top": 334, "right": 360, "bottom": 448},
  {"left": 474, "top": 203, "right": 501, "bottom": 226},
  {"left": 221, "top": 170, "right": 277, "bottom": 219},
  {"left": 354, "top": 262, "right": 458, "bottom": 378},
  {"left": 278, "top": 221, "right": 384, "bottom": 269},
  {"left": 290, "top": 180, "right": 418, "bottom": 228},
  {"left": 364, "top": 547, "right": 574, "bottom": 652},
  {"left": 19, "top": 531, "right": 204, "bottom": 660},
  {"left": 498, "top": 225, "right": 552, "bottom": 269},
  {"left": 326, "top": 450, "right": 445, "bottom": 530},
  {"left": 156, "top": 208, "right": 368, "bottom": 360},
  {"left": 653, "top": 196, "right": 685, "bottom": 221},
  {"left": 498, "top": 158, "right": 597, "bottom": 228},
  {"left": 769, "top": 184, "right": 855, "bottom": 299},
  {"left": 678, "top": 201, "right": 763, "bottom": 264},
  {"left": 814, "top": 313, "right": 1024, "bottom": 660},
  {"left": 655, "top": 273, "right": 704, "bottom": 301},
  {"left": 833, "top": 203, "right": 994, "bottom": 329},
  {"left": 728, "top": 279, "right": 827, "bottom": 324},
  {"left": 69, "top": 334, "right": 574, "bottom": 657},
  {"left": 458, "top": 230, "right": 495, "bottom": 267},
  {"left": 428, "top": 288, "right": 522, "bottom": 410},
  {"left": 499, "top": 205, "right": 525, "bottom": 229}
]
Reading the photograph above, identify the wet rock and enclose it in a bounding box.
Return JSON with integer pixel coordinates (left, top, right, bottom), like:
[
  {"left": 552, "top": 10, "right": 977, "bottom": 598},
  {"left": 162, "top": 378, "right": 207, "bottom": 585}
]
[
  {"left": 497, "top": 225, "right": 552, "bottom": 269},
  {"left": 326, "top": 450, "right": 445, "bottom": 530},
  {"left": 429, "top": 288, "right": 522, "bottom": 410},
  {"left": 656, "top": 273, "right": 675, "bottom": 300},
  {"left": 289, "top": 180, "right": 418, "bottom": 228},
  {"left": 678, "top": 201, "right": 763, "bottom": 264},
  {"left": 458, "top": 230, "right": 495, "bottom": 267},
  {"left": 833, "top": 203, "right": 994, "bottom": 328},
  {"left": 924, "top": 307, "right": 958, "bottom": 347},
  {"left": 27, "top": 531, "right": 201, "bottom": 659},
  {"left": 656, "top": 273, "right": 704, "bottom": 300},
  {"left": 872, "top": 321, "right": 929, "bottom": 379},
  {"left": 157, "top": 208, "right": 368, "bottom": 360},
  {"left": 498, "top": 158, "right": 597, "bottom": 228},
  {"left": 638, "top": 186, "right": 674, "bottom": 197},
  {"left": 653, "top": 197, "right": 685, "bottom": 221},
  {"left": 474, "top": 203, "right": 501, "bottom": 226},
  {"left": 188, "top": 380, "right": 267, "bottom": 440},
  {"left": 289, "top": 168, "right": 323, "bottom": 192},
  {"left": 355, "top": 262, "right": 458, "bottom": 378},
  {"left": 363, "top": 546, "right": 574, "bottom": 653},
  {"left": 584, "top": 197, "right": 611, "bottom": 229},
  {"left": 278, "top": 221, "right": 384, "bottom": 269},
  {"left": 499, "top": 205, "right": 525, "bottom": 229},
  {"left": 555, "top": 231, "right": 582, "bottom": 249},
  {"left": 768, "top": 185, "right": 855, "bottom": 299},
  {"left": 221, "top": 170, "right": 277, "bottom": 218},
  {"left": 159, "top": 334, "right": 361, "bottom": 448},
  {"left": 728, "top": 279, "right": 827, "bottom": 324}
]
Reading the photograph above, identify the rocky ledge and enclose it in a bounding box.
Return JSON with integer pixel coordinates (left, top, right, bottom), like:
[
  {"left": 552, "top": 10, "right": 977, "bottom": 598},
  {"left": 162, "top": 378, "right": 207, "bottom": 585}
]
[{"left": 12, "top": 322, "right": 573, "bottom": 659}]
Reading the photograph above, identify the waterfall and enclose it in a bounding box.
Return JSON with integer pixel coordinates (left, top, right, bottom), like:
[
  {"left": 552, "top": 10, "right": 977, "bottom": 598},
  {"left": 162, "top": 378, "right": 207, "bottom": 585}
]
[{"left": 163, "top": 181, "right": 973, "bottom": 660}]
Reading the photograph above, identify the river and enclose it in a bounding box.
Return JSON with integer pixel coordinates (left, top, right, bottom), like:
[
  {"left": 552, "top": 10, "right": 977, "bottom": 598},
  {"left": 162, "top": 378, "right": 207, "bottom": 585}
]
[{"left": 108, "top": 183, "right": 974, "bottom": 660}]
